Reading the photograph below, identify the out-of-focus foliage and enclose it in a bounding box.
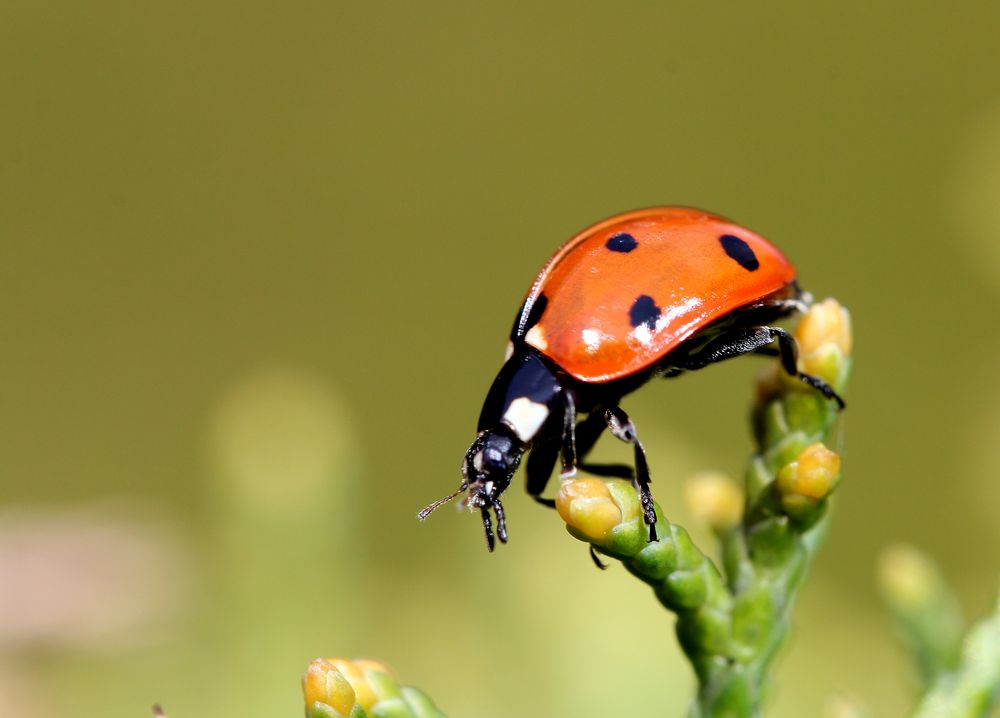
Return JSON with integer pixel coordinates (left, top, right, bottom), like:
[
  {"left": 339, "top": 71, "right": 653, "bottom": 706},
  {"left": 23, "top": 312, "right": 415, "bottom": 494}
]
[
  {"left": 2, "top": 2, "right": 1000, "bottom": 717},
  {"left": 879, "top": 547, "right": 1000, "bottom": 717}
]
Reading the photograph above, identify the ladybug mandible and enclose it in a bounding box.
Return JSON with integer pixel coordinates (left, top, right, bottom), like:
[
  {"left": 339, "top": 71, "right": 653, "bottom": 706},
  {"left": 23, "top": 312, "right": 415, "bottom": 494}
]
[{"left": 419, "top": 207, "right": 845, "bottom": 551}]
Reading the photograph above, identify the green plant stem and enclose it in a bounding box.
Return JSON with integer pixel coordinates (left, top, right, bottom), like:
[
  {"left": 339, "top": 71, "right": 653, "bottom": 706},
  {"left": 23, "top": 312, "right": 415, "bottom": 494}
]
[
  {"left": 697, "top": 389, "right": 845, "bottom": 716},
  {"left": 563, "top": 361, "right": 850, "bottom": 717}
]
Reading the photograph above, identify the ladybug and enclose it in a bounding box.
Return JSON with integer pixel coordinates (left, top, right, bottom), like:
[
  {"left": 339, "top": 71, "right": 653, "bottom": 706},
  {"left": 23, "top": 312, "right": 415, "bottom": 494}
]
[{"left": 419, "top": 207, "right": 844, "bottom": 552}]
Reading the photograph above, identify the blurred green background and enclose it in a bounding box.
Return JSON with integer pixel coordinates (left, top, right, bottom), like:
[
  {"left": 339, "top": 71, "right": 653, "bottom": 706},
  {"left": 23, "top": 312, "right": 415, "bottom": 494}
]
[{"left": 3, "top": 2, "right": 1000, "bottom": 716}]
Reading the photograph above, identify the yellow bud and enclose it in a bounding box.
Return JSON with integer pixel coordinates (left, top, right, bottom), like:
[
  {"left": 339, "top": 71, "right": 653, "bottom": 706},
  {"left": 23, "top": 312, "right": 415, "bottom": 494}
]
[
  {"left": 776, "top": 443, "right": 840, "bottom": 514},
  {"left": 556, "top": 478, "right": 623, "bottom": 542},
  {"left": 796, "top": 299, "right": 853, "bottom": 383},
  {"left": 878, "top": 544, "right": 939, "bottom": 610},
  {"left": 303, "top": 658, "right": 357, "bottom": 716},
  {"left": 328, "top": 659, "right": 378, "bottom": 712},
  {"left": 684, "top": 472, "right": 743, "bottom": 531}
]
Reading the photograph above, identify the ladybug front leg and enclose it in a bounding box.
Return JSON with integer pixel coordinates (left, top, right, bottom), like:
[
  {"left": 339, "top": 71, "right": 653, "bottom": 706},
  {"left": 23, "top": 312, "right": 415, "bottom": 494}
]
[
  {"left": 603, "top": 406, "right": 658, "bottom": 542},
  {"left": 525, "top": 437, "right": 559, "bottom": 508},
  {"left": 525, "top": 390, "right": 582, "bottom": 507}
]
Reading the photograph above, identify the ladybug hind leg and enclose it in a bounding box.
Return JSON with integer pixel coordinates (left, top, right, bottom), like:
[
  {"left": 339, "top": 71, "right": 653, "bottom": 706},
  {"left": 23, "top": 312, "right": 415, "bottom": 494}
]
[{"left": 678, "top": 325, "right": 846, "bottom": 409}]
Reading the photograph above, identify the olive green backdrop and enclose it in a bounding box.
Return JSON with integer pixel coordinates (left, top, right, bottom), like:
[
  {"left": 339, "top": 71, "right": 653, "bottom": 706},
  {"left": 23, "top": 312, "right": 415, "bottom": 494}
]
[{"left": 3, "top": 2, "right": 1000, "bottom": 716}]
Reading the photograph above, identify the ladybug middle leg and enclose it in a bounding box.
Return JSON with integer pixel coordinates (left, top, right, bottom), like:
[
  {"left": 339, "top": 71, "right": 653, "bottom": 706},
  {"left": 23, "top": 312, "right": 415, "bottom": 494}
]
[{"left": 603, "top": 406, "right": 658, "bottom": 542}]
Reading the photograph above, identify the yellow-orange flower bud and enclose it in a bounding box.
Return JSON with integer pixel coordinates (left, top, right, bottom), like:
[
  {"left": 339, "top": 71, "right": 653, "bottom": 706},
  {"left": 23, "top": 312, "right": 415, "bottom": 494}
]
[
  {"left": 327, "top": 659, "right": 378, "bottom": 712},
  {"left": 303, "top": 658, "right": 357, "bottom": 716},
  {"left": 556, "top": 478, "right": 623, "bottom": 542},
  {"left": 776, "top": 443, "right": 840, "bottom": 515},
  {"left": 795, "top": 298, "right": 852, "bottom": 385}
]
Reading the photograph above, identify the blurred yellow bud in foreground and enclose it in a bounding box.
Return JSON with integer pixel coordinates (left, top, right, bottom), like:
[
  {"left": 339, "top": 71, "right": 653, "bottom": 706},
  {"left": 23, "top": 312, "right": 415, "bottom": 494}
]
[
  {"left": 684, "top": 472, "right": 743, "bottom": 531},
  {"left": 303, "top": 656, "right": 445, "bottom": 718},
  {"left": 328, "top": 658, "right": 386, "bottom": 712},
  {"left": 304, "top": 658, "right": 358, "bottom": 717}
]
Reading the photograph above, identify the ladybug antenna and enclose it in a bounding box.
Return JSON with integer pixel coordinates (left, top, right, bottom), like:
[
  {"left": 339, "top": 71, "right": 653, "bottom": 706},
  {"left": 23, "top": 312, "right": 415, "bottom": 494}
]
[{"left": 417, "top": 483, "right": 468, "bottom": 521}]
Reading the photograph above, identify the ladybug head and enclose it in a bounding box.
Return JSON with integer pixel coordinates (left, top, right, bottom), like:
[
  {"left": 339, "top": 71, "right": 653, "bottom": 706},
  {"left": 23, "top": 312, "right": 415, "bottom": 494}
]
[{"left": 418, "top": 427, "right": 525, "bottom": 551}]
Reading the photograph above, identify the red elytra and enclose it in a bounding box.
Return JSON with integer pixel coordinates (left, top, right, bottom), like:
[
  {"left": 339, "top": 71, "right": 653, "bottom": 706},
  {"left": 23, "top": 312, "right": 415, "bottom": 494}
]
[{"left": 514, "top": 207, "right": 797, "bottom": 383}]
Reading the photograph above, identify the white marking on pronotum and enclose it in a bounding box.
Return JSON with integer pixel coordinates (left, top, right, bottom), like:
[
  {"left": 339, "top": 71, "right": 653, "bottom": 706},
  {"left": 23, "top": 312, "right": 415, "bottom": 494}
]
[
  {"left": 472, "top": 450, "right": 484, "bottom": 472},
  {"left": 504, "top": 341, "right": 515, "bottom": 361},
  {"left": 525, "top": 325, "right": 548, "bottom": 351},
  {"left": 503, "top": 397, "right": 550, "bottom": 442}
]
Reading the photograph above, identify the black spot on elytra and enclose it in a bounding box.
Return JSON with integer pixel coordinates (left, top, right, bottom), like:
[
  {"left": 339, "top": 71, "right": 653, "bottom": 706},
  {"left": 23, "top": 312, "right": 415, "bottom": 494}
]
[
  {"left": 629, "top": 295, "right": 660, "bottom": 329},
  {"left": 606, "top": 232, "right": 638, "bottom": 253},
  {"left": 719, "top": 234, "right": 759, "bottom": 271}
]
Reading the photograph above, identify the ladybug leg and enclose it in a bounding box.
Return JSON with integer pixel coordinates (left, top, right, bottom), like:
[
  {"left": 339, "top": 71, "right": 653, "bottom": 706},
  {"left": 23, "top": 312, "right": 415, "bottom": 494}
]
[
  {"left": 678, "top": 326, "right": 845, "bottom": 409},
  {"left": 525, "top": 437, "right": 559, "bottom": 508},
  {"left": 589, "top": 545, "right": 609, "bottom": 570},
  {"left": 481, "top": 507, "right": 496, "bottom": 552},
  {"left": 604, "top": 407, "right": 658, "bottom": 542},
  {"left": 768, "top": 327, "right": 846, "bottom": 409},
  {"left": 559, "top": 389, "right": 578, "bottom": 479},
  {"left": 525, "top": 390, "right": 579, "bottom": 506}
]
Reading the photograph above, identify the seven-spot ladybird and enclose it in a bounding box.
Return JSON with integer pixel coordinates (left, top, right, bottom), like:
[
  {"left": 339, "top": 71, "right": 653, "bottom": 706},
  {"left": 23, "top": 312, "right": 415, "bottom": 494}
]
[{"left": 419, "top": 207, "right": 845, "bottom": 551}]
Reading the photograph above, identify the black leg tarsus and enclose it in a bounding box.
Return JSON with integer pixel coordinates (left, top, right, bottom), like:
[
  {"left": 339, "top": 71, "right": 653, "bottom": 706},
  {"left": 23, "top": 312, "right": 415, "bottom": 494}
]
[
  {"left": 589, "top": 545, "right": 608, "bottom": 570},
  {"left": 481, "top": 507, "right": 495, "bottom": 552},
  {"left": 771, "top": 327, "right": 846, "bottom": 410},
  {"left": 798, "top": 372, "right": 846, "bottom": 409}
]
